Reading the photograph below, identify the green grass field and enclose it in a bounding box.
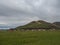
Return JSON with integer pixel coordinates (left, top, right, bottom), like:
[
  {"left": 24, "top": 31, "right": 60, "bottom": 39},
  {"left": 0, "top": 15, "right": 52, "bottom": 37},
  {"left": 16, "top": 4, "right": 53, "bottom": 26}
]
[{"left": 0, "top": 30, "right": 60, "bottom": 45}]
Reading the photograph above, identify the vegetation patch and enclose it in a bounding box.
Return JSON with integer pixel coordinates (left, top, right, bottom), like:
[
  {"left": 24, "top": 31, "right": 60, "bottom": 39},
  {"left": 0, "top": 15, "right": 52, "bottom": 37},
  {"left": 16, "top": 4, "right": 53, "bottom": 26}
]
[{"left": 0, "top": 30, "right": 60, "bottom": 45}]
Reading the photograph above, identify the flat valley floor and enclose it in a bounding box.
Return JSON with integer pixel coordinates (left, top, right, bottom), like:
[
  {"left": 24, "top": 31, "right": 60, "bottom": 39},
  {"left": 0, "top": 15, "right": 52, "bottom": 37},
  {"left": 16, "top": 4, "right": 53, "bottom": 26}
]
[{"left": 0, "top": 30, "right": 60, "bottom": 45}]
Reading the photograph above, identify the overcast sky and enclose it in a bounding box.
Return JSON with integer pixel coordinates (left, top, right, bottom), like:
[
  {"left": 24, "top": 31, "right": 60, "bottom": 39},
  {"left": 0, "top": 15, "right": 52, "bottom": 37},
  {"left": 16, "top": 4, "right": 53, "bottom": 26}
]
[{"left": 0, "top": 0, "right": 60, "bottom": 29}]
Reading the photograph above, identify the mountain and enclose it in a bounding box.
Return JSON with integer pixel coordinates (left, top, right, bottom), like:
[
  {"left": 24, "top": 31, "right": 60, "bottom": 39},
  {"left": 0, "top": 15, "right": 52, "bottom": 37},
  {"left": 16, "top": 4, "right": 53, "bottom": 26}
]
[
  {"left": 15, "top": 20, "right": 59, "bottom": 30},
  {"left": 53, "top": 22, "right": 60, "bottom": 28}
]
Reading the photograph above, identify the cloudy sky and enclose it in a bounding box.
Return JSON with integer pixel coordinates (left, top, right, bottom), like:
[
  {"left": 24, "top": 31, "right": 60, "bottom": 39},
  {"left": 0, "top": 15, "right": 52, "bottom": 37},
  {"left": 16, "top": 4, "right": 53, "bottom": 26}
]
[{"left": 0, "top": 0, "right": 60, "bottom": 29}]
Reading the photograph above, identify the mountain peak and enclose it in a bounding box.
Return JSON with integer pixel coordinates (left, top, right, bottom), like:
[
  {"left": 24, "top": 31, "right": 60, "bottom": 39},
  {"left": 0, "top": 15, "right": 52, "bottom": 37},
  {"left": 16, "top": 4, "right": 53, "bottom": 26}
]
[{"left": 15, "top": 20, "right": 60, "bottom": 30}]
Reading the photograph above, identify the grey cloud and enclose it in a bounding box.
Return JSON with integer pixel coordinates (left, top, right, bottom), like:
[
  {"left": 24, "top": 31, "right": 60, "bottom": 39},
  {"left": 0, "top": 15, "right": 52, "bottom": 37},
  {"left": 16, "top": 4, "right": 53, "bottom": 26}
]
[{"left": 0, "top": 0, "right": 60, "bottom": 28}]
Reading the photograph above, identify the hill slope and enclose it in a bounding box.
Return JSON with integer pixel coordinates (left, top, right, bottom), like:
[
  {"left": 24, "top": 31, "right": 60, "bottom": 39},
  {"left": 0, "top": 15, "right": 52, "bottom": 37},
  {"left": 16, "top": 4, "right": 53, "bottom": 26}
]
[
  {"left": 53, "top": 22, "right": 60, "bottom": 28},
  {"left": 16, "top": 20, "right": 59, "bottom": 30}
]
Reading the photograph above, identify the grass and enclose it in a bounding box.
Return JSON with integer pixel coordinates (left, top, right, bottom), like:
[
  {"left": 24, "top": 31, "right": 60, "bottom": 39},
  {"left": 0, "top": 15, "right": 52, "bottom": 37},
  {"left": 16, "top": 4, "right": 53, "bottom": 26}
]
[{"left": 0, "top": 30, "right": 60, "bottom": 45}]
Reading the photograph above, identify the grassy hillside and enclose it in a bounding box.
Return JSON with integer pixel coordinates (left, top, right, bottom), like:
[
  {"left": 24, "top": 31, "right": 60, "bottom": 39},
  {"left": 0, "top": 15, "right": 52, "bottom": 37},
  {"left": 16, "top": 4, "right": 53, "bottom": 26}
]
[
  {"left": 16, "top": 20, "right": 59, "bottom": 30},
  {"left": 53, "top": 22, "right": 60, "bottom": 28},
  {"left": 0, "top": 31, "right": 60, "bottom": 45}
]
